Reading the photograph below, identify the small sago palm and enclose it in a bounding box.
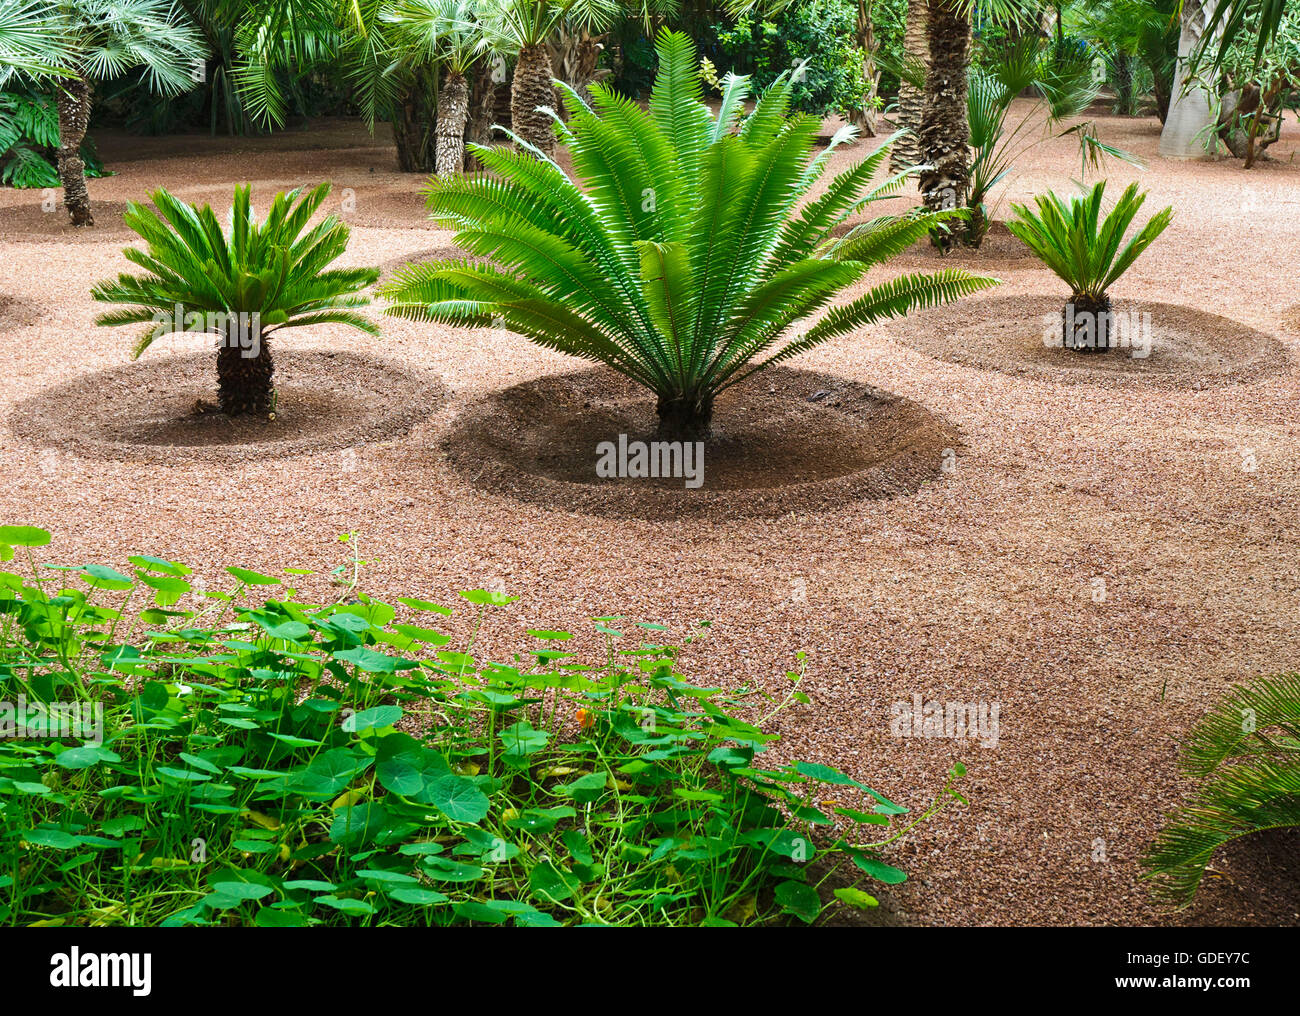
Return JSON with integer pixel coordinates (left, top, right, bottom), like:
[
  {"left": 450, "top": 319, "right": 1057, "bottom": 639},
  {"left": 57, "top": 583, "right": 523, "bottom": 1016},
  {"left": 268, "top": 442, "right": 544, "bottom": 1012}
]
[
  {"left": 1143, "top": 672, "right": 1300, "bottom": 907},
  {"left": 91, "top": 183, "right": 379, "bottom": 418},
  {"left": 1006, "top": 180, "right": 1172, "bottom": 353},
  {"left": 380, "top": 29, "right": 998, "bottom": 440}
]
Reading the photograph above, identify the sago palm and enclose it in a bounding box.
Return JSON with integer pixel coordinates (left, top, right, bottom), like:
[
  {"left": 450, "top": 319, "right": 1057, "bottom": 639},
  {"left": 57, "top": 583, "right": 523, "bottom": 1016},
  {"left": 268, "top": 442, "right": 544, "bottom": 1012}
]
[
  {"left": 380, "top": 29, "right": 998, "bottom": 439},
  {"left": 91, "top": 183, "right": 379, "bottom": 418},
  {"left": 1143, "top": 672, "right": 1300, "bottom": 906},
  {"left": 1006, "top": 180, "right": 1172, "bottom": 352}
]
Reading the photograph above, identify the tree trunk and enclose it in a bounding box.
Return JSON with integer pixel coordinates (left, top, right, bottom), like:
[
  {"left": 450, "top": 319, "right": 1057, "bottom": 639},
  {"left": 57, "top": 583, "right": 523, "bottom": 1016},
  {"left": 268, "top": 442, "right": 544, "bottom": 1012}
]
[
  {"left": 55, "top": 74, "right": 94, "bottom": 227},
  {"left": 890, "top": 0, "right": 927, "bottom": 170},
  {"left": 465, "top": 58, "right": 502, "bottom": 172},
  {"left": 656, "top": 394, "right": 714, "bottom": 442},
  {"left": 217, "top": 333, "right": 275, "bottom": 418},
  {"left": 1159, "top": 0, "right": 1220, "bottom": 159},
  {"left": 393, "top": 69, "right": 436, "bottom": 173},
  {"left": 851, "top": 0, "right": 880, "bottom": 137},
  {"left": 918, "top": 0, "right": 970, "bottom": 251},
  {"left": 434, "top": 70, "right": 469, "bottom": 177},
  {"left": 511, "top": 44, "right": 558, "bottom": 154},
  {"left": 1113, "top": 50, "right": 1135, "bottom": 114}
]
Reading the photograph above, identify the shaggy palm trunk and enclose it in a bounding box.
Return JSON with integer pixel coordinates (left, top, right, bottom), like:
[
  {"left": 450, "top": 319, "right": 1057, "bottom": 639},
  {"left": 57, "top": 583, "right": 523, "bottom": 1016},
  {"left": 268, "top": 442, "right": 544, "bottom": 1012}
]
[
  {"left": 918, "top": 0, "right": 970, "bottom": 251},
  {"left": 1063, "top": 294, "right": 1112, "bottom": 353},
  {"left": 1113, "top": 50, "right": 1136, "bottom": 115},
  {"left": 434, "top": 70, "right": 470, "bottom": 177},
  {"left": 656, "top": 394, "right": 714, "bottom": 442},
  {"left": 511, "top": 44, "right": 557, "bottom": 154},
  {"left": 217, "top": 332, "right": 275, "bottom": 417},
  {"left": 890, "top": 0, "right": 927, "bottom": 171},
  {"left": 55, "top": 74, "right": 94, "bottom": 227}
]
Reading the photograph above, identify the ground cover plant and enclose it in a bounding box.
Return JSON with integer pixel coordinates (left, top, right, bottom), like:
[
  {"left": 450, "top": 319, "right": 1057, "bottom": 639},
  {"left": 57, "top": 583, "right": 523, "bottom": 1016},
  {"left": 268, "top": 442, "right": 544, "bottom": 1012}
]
[
  {"left": 90, "top": 182, "right": 380, "bottom": 418},
  {"left": 379, "top": 29, "right": 998, "bottom": 440},
  {"left": 0, "top": 524, "right": 967, "bottom": 927},
  {"left": 1006, "top": 179, "right": 1172, "bottom": 352}
]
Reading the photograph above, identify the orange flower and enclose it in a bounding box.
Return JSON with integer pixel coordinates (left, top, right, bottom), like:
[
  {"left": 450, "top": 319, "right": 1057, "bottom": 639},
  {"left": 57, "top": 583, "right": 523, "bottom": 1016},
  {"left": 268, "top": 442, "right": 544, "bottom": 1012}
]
[{"left": 576, "top": 708, "right": 595, "bottom": 731}]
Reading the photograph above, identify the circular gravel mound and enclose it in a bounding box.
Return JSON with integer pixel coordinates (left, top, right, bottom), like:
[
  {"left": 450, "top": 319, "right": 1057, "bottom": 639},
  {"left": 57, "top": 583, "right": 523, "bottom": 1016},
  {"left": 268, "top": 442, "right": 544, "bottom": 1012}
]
[
  {"left": 880, "top": 295, "right": 1290, "bottom": 389},
  {"left": 441, "top": 366, "right": 961, "bottom": 520},
  {"left": 8, "top": 349, "right": 447, "bottom": 464}
]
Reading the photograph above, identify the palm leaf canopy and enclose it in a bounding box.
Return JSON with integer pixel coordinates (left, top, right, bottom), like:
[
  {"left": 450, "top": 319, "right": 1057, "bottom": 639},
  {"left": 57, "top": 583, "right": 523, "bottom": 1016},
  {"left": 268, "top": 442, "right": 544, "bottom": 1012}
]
[
  {"left": 1143, "top": 671, "right": 1300, "bottom": 906},
  {"left": 91, "top": 182, "right": 379, "bottom": 358},
  {"left": 1006, "top": 180, "right": 1173, "bottom": 300},
  {"left": 380, "top": 28, "right": 998, "bottom": 413}
]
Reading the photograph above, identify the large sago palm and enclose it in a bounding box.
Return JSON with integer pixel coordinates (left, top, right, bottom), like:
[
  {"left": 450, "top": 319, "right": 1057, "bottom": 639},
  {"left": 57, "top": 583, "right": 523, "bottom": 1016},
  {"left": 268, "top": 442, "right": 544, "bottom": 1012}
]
[
  {"left": 91, "top": 183, "right": 379, "bottom": 417},
  {"left": 380, "top": 30, "right": 998, "bottom": 440}
]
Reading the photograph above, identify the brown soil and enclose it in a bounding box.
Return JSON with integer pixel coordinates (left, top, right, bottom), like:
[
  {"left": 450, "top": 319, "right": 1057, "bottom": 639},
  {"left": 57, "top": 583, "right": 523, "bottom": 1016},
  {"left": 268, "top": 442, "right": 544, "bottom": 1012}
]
[
  {"left": 0, "top": 200, "right": 139, "bottom": 242},
  {"left": 8, "top": 349, "right": 447, "bottom": 464},
  {"left": 880, "top": 294, "right": 1290, "bottom": 389},
  {"left": 2, "top": 108, "right": 1299, "bottom": 927},
  {"left": 443, "top": 367, "right": 959, "bottom": 519}
]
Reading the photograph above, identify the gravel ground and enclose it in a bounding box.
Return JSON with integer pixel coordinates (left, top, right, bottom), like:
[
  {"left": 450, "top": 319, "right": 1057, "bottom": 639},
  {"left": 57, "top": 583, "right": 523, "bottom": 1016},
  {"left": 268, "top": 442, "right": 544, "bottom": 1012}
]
[{"left": 2, "top": 103, "right": 1298, "bottom": 926}]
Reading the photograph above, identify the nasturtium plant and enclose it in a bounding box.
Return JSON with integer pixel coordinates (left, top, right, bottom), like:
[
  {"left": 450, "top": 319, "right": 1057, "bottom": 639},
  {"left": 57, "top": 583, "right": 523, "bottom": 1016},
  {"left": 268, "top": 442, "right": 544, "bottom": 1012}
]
[{"left": 0, "top": 526, "right": 967, "bottom": 926}]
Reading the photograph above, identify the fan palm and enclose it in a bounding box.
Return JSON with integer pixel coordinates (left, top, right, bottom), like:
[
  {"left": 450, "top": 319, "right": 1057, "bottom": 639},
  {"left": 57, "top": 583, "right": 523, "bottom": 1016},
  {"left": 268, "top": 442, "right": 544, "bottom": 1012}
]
[
  {"left": 91, "top": 183, "right": 380, "bottom": 418},
  {"left": 380, "top": 29, "right": 998, "bottom": 440},
  {"left": 1143, "top": 672, "right": 1300, "bottom": 906},
  {"left": 0, "top": 0, "right": 72, "bottom": 86},
  {"left": 48, "top": 0, "right": 204, "bottom": 226},
  {"left": 1006, "top": 180, "right": 1172, "bottom": 352},
  {"left": 475, "top": 0, "right": 618, "bottom": 155}
]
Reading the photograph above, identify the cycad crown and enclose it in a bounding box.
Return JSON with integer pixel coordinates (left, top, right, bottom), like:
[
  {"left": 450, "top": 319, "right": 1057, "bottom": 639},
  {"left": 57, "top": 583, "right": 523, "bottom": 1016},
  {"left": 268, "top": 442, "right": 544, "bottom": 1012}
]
[
  {"left": 381, "top": 28, "right": 998, "bottom": 438},
  {"left": 91, "top": 182, "right": 379, "bottom": 417}
]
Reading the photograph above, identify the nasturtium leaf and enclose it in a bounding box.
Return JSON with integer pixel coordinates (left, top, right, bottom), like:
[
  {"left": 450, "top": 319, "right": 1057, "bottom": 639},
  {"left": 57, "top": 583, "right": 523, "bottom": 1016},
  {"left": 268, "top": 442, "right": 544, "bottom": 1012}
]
[
  {"left": 833, "top": 887, "right": 879, "bottom": 910},
  {"left": 775, "top": 880, "right": 822, "bottom": 923},
  {"left": 54, "top": 745, "right": 120, "bottom": 769},
  {"left": 528, "top": 861, "right": 579, "bottom": 904},
  {"left": 388, "top": 887, "right": 449, "bottom": 906},
  {"left": 226, "top": 566, "right": 281, "bottom": 586},
  {"left": 343, "top": 705, "right": 402, "bottom": 732},
  {"left": 0, "top": 526, "right": 50, "bottom": 547}
]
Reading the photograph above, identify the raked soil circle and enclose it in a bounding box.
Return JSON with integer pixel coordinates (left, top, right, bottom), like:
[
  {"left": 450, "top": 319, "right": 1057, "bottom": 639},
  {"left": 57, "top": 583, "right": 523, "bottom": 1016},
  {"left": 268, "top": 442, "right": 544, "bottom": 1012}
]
[
  {"left": 878, "top": 294, "right": 1290, "bottom": 389},
  {"left": 7, "top": 349, "right": 447, "bottom": 464},
  {"left": 440, "top": 366, "right": 961, "bottom": 520},
  {"left": 0, "top": 200, "right": 141, "bottom": 242}
]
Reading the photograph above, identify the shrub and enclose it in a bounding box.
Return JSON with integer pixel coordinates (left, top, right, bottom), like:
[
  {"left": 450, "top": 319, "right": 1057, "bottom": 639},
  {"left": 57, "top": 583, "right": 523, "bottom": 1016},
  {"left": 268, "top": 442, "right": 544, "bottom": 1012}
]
[
  {"left": 380, "top": 29, "right": 997, "bottom": 439},
  {"left": 1006, "top": 180, "right": 1171, "bottom": 353},
  {"left": 1144, "top": 673, "right": 1300, "bottom": 906},
  {"left": 90, "top": 183, "right": 379, "bottom": 418},
  {"left": 0, "top": 89, "right": 106, "bottom": 189},
  {"left": 0, "top": 524, "right": 966, "bottom": 927}
]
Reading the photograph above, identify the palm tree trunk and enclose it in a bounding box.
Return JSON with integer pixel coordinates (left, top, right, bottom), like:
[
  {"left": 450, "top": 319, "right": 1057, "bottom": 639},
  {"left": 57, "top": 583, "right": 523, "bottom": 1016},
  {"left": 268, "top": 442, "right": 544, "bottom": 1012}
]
[
  {"left": 1159, "top": 0, "right": 1220, "bottom": 159},
  {"left": 393, "top": 68, "right": 436, "bottom": 173},
  {"left": 918, "top": 0, "right": 970, "bottom": 250},
  {"left": 890, "top": 0, "right": 927, "bottom": 171},
  {"left": 852, "top": 0, "right": 880, "bottom": 137},
  {"left": 55, "top": 74, "right": 94, "bottom": 227},
  {"left": 434, "top": 69, "right": 470, "bottom": 177},
  {"left": 465, "top": 59, "right": 501, "bottom": 172},
  {"left": 511, "top": 44, "right": 557, "bottom": 154},
  {"left": 656, "top": 394, "right": 713, "bottom": 442},
  {"left": 217, "top": 332, "right": 275, "bottom": 418}
]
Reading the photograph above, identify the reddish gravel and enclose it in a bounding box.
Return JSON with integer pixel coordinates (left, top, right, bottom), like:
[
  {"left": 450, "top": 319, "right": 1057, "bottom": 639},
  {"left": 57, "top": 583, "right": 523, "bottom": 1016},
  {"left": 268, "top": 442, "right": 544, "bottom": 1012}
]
[{"left": 1, "top": 104, "right": 1298, "bottom": 926}]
